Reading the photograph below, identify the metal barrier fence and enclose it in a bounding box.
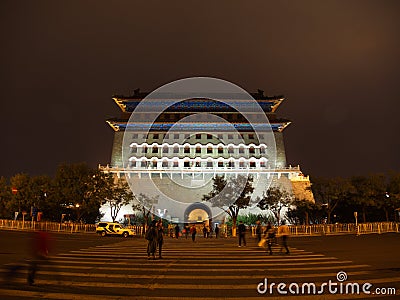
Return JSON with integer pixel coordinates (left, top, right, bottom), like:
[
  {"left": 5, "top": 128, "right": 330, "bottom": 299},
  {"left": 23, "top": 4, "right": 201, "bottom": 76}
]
[
  {"left": 251, "top": 222, "right": 399, "bottom": 236},
  {"left": 0, "top": 219, "right": 146, "bottom": 235},
  {"left": 1, "top": 219, "right": 398, "bottom": 236},
  {"left": 0, "top": 219, "right": 97, "bottom": 233}
]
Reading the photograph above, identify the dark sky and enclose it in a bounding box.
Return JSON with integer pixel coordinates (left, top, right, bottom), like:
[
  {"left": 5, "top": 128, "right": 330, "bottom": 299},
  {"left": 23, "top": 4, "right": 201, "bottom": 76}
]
[{"left": 1, "top": 0, "right": 399, "bottom": 179}]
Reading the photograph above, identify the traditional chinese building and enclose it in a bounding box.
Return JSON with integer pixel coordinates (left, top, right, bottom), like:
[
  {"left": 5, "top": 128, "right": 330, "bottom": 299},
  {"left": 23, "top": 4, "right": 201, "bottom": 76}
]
[{"left": 100, "top": 88, "right": 313, "bottom": 224}]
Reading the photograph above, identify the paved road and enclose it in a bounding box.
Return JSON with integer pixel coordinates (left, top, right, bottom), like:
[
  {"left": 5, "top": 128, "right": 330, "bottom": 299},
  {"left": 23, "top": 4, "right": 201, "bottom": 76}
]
[{"left": 0, "top": 231, "right": 399, "bottom": 299}]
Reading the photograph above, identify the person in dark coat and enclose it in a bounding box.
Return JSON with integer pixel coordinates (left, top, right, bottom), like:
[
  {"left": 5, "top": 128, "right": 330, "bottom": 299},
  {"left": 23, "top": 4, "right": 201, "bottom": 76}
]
[
  {"left": 255, "top": 220, "right": 262, "bottom": 243},
  {"left": 156, "top": 219, "right": 164, "bottom": 259},
  {"left": 190, "top": 224, "right": 197, "bottom": 242},
  {"left": 238, "top": 221, "right": 247, "bottom": 247},
  {"left": 215, "top": 224, "right": 220, "bottom": 238},
  {"left": 146, "top": 220, "right": 158, "bottom": 260},
  {"left": 174, "top": 224, "right": 180, "bottom": 238}
]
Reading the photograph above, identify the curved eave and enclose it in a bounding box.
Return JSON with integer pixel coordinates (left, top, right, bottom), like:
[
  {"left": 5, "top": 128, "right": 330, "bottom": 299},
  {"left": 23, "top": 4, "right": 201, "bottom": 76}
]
[
  {"left": 277, "top": 121, "right": 291, "bottom": 132},
  {"left": 106, "top": 120, "right": 291, "bottom": 132},
  {"left": 269, "top": 98, "right": 284, "bottom": 113},
  {"left": 112, "top": 97, "right": 128, "bottom": 113},
  {"left": 112, "top": 97, "right": 285, "bottom": 113},
  {"left": 106, "top": 120, "right": 121, "bottom": 132}
]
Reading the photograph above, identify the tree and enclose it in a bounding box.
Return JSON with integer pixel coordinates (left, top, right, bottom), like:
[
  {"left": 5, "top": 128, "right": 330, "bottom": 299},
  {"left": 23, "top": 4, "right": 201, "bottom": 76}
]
[
  {"left": 350, "top": 174, "right": 384, "bottom": 223},
  {"left": 202, "top": 175, "right": 254, "bottom": 236},
  {"left": 132, "top": 193, "right": 159, "bottom": 234},
  {"left": 312, "top": 177, "right": 352, "bottom": 224},
  {"left": 0, "top": 176, "right": 11, "bottom": 218},
  {"left": 381, "top": 172, "right": 400, "bottom": 221},
  {"left": 257, "top": 186, "right": 293, "bottom": 226},
  {"left": 29, "top": 175, "right": 52, "bottom": 221},
  {"left": 105, "top": 179, "right": 134, "bottom": 222},
  {"left": 9, "top": 173, "right": 31, "bottom": 216},
  {"left": 53, "top": 163, "right": 107, "bottom": 223},
  {"left": 287, "top": 199, "right": 324, "bottom": 225}
]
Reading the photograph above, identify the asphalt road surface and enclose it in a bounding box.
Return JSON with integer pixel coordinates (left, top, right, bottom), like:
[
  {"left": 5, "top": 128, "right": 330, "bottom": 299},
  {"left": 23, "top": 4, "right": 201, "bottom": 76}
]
[{"left": 0, "top": 229, "right": 399, "bottom": 299}]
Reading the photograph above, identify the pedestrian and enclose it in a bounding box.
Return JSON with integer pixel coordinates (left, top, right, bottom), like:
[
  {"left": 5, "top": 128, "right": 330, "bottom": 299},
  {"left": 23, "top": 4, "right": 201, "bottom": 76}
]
[
  {"left": 215, "top": 224, "right": 220, "bottom": 238},
  {"left": 202, "top": 224, "right": 207, "bottom": 238},
  {"left": 27, "top": 229, "right": 50, "bottom": 285},
  {"left": 190, "top": 224, "right": 197, "bottom": 242},
  {"left": 184, "top": 225, "right": 189, "bottom": 239},
  {"left": 255, "top": 220, "right": 262, "bottom": 243},
  {"left": 146, "top": 220, "right": 158, "bottom": 260},
  {"left": 264, "top": 222, "right": 275, "bottom": 255},
  {"left": 238, "top": 221, "right": 246, "bottom": 247},
  {"left": 174, "top": 224, "right": 180, "bottom": 238},
  {"left": 278, "top": 220, "right": 290, "bottom": 254},
  {"left": 157, "top": 219, "right": 164, "bottom": 259}
]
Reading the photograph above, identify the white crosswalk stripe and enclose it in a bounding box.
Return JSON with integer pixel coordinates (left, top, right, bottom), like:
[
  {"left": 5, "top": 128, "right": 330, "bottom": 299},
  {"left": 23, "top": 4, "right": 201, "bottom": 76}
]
[{"left": 0, "top": 237, "right": 398, "bottom": 299}]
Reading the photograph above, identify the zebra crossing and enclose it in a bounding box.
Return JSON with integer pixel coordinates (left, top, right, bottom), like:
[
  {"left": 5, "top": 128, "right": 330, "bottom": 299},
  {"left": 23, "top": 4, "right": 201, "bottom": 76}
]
[{"left": 0, "top": 237, "right": 398, "bottom": 299}]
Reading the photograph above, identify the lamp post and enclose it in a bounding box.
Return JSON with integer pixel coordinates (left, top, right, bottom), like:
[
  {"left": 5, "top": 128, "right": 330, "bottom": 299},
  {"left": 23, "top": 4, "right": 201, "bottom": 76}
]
[
  {"left": 11, "top": 187, "right": 19, "bottom": 218},
  {"left": 354, "top": 211, "right": 359, "bottom": 235}
]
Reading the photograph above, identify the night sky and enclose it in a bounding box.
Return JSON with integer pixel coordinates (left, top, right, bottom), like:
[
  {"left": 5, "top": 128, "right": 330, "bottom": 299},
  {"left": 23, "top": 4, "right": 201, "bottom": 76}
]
[{"left": 1, "top": 1, "right": 399, "bottom": 179}]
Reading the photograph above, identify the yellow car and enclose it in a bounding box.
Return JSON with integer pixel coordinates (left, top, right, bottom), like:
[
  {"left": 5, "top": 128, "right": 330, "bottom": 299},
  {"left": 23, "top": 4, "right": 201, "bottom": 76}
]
[{"left": 96, "top": 222, "right": 135, "bottom": 238}]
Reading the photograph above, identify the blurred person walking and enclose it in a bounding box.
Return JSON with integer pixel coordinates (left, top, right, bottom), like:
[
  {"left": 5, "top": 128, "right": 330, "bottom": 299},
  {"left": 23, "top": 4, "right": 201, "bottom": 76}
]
[
  {"left": 278, "top": 220, "right": 290, "bottom": 254},
  {"left": 264, "top": 222, "right": 276, "bottom": 255},
  {"left": 27, "top": 230, "right": 51, "bottom": 285}
]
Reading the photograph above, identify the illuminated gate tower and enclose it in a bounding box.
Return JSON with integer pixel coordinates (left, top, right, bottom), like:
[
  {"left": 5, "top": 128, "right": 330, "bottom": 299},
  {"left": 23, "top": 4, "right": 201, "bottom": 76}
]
[{"left": 101, "top": 89, "right": 313, "bottom": 223}]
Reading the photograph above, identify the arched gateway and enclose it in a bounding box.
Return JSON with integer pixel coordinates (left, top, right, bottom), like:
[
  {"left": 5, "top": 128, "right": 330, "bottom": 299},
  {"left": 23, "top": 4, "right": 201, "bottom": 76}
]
[{"left": 184, "top": 202, "right": 212, "bottom": 224}]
